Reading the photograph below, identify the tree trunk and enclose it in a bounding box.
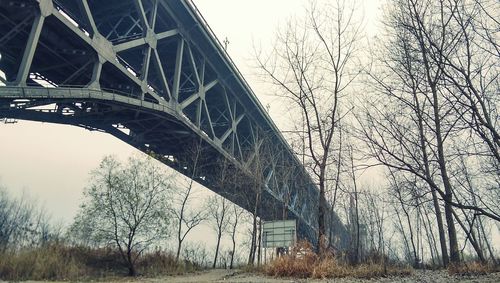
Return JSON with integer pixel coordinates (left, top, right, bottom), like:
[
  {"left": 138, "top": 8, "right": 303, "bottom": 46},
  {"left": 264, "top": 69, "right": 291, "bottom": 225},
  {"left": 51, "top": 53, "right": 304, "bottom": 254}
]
[
  {"left": 248, "top": 190, "right": 261, "bottom": 265},
  {"left": 318, "top": 167, "right": 326, "bottom": 253},
  {"left": 230, "top": 231, "right": 236, "bottom": 269},
  {"left": 452, "top": 210, "right": 486, "bottom": 263},
  {"left": 430, "top": 188, "right": 449, "bottom": 266},
  {"left": 478, "top": 216, "right": 498, "bottom": 264},
  {"left": 402, "top": 195, "right": 419, "bottom": 268},
  {"left": 127, "top": 250, "right": 136, "bottom": 276},
  {"left": 462, "top": 160, "right": 497, "bottom": 264},
  {"left": 351, "top": 152, "right": 360, "bottom": 264},
  {"left": 175, "top": 240, "right": 181, "bottom": 261},
  {"left": 257, "top": 219, "right": 262, "bottom": 266},
  {"left": 408, "top": 0, "right": 461, "bottom": 263},
  {"left": 414, "top": 7, "right": 461, "bottom": 262},
  {"left": 395, "top": 208, "right": 412, "bottom": 263},
  {"left": 422, "top": 203, "right": 439, "bottom": 266},
  {"left": 213, "top": 232, "right": 222, "bottom": 268},
  {"left": 413, "top": 84, "right": 450, "bottom": 267},
  {"left": 440, "top": 162, "right": 460, "bottom": 262},
  {"left": 430, "top": 90, "right": 460, "bottom": 264},
  {"left": 230, "top": 214, "right": 238, "bottom": 269},
  {"left": 176, "top": 182, "right": 192, "bottom": 262},
  {"left": 248, "top": 213, "right": 257, "bottom": 265}
]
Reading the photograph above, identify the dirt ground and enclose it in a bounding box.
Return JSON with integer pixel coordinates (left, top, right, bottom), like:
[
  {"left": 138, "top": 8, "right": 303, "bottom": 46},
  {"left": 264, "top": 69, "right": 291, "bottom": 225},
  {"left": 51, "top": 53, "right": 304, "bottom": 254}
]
[{"left": 19, "top": 269, "right": 500, "bottom": 283}]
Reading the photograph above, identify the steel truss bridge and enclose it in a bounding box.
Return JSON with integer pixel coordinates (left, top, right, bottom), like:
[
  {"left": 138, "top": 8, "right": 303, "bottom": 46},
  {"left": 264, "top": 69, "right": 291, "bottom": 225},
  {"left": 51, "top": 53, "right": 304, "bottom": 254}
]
[{"left": 0, "top": 0, "right": 347, "bottom": 247}]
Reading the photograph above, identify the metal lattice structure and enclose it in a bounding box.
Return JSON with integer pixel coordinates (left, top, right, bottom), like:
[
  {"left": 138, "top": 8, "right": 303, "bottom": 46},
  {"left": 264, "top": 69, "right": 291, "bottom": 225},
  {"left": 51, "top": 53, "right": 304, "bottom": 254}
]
[{"left": 0, "top": 0, "right": 348, "bottom": 246}]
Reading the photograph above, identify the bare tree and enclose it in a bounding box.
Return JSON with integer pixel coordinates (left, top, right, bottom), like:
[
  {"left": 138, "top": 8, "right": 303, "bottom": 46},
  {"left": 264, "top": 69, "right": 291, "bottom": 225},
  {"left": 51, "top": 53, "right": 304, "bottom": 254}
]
[
  {"left": 363, "top": 0, "right": 500, "bottom": 265},
  {"left": 256, "top": 0, "right": 363, "bottom": 251},
  {"left": 358, "top": 17, "right": 453, "bottom": 263},
  {"left": 358, "top": 186, "right": 387, "bottom": 263},
  {"left": 228, "top": 203, "right": 246, "bottom": 269},
  {"left": 182, "top": 241, "right": 210, "bottom": 268},
  {"left": 70, "top": 155, "right": 171, "bottom": 276},
  {"left": 170, "top": 141, "right": 207, "bottom": 262},
  {"left": 0, "top": 186, "right": 54, "bottom": 252},
  {"left": 389, "top": 172, "right": 421, "bottom": 267},
  {"left": 237, "top": 131, "right": 274, "bottom": 265},
  {"left": 358, "top": 0, "right": 500, "bottom": 266},
  {"left": 347, "top": 144, "right": 361, "bottom": 264},
  {"left": 170, "top": 178, "right": 206, "bottom": 263},
  {"left": 433, "top": 0, "right": 499, "bottom": 166},
  {"left": 206, "top": 195, "right": 230, "bottom": 268}
]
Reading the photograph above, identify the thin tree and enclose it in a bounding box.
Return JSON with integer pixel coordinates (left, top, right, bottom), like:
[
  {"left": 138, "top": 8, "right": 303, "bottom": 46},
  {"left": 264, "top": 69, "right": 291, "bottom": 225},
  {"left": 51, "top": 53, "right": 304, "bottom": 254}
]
[
  {"left": 228, "top": 203, "right": 245, "bottom": 269},
  {"left": 241, "top": 131, "right": 272, "bottom": 265},
  {"left": 170, "top": 141, "right": 207, "bottom": 262},
  {"left": 206, "top": 195, "right": 230, "bottom": 268},
  {"left": 256, "top": 0, "right": 363, "bottom": 252},
  {"left": 347, "top": 144, "right": 361, "bottom": 264}
]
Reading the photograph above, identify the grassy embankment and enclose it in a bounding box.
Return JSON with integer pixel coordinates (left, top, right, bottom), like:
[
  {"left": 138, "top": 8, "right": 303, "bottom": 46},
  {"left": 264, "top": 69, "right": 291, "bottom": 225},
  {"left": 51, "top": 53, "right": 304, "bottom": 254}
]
[{"left": 0, "top": 242, "right": 198, "bottom": 281}]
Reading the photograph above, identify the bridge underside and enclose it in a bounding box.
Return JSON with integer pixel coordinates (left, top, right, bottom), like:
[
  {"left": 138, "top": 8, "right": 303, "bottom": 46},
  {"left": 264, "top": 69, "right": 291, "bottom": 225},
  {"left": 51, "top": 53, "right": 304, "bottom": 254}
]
[
  {"left": 0, "top": 0, "right": 348, "bottom": 248},
  {"left": 0, "top": 88, "right": 321, "bottom": 244}
]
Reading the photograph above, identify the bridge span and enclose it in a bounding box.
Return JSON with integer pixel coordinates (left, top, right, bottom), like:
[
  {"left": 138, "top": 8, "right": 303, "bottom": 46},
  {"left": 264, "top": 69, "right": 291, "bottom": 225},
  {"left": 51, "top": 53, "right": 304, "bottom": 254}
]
[{"left": 0, "top": 0, "right": 347, "bottom": 247}]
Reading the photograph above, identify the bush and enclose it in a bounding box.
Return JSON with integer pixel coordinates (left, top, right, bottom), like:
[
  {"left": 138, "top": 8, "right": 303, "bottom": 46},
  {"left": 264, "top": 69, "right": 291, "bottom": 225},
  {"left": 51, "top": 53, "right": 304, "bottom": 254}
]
[
  {"left": 265, "top": 240, "right": 413, "bottom": 279},
  {"left": 265, "top": 241, "right": 318, "bottom": 278},
  {"left": 448, "top": 262, "right": 498, "bottom": 276}
]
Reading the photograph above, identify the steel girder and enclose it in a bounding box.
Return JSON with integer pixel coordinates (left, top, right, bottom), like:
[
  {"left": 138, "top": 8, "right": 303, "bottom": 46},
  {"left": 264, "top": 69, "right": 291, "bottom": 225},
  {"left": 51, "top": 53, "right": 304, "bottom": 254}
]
[{"left": 0, "top": 0, "right": 348, "bottom": 247}]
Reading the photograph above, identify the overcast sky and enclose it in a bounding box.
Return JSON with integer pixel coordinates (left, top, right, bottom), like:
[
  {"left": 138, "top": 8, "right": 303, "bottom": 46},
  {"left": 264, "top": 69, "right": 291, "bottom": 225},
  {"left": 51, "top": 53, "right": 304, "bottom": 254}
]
[{"left": 0, "top": 0, "right": 384, "bottom": 250}]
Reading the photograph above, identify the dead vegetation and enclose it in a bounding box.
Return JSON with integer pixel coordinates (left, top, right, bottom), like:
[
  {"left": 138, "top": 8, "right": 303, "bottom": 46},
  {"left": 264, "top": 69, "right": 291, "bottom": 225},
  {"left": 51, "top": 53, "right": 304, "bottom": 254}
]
[
  {"left": 0, "top": 242, "right": 198, "bottom": 281},
  {"left": 448, "top": 262, "right": 499, "bottom": 276},
  {"left": 265, "top": 241, "right": 413, "bottom": 279}
]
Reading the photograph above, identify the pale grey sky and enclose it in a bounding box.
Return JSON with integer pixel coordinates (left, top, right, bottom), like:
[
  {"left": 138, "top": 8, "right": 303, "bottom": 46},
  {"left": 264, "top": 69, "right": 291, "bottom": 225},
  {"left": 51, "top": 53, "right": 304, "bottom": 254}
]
[{"left": 0, "top": 0, "right": 385, "bottom": 252}]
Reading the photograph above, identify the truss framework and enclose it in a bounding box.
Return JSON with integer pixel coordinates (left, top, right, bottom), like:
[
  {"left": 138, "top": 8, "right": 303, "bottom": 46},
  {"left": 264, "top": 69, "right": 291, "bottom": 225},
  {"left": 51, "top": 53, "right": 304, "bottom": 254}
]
[{"left": 0, "top": 0, "right": 348, "bottom": 246}]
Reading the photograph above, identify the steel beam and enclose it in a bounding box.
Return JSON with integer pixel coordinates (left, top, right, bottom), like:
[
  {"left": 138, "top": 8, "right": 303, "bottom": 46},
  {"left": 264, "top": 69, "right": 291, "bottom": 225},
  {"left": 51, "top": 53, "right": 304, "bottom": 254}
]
[
  {"left": 172, "top": 38, "right": 184, "bottom": 101},
  {"left": 14, "top": 13, "right": 44, "bottom": 86},
  {"left": 79, "top": 0, "right": 98, "bottom": 35}
]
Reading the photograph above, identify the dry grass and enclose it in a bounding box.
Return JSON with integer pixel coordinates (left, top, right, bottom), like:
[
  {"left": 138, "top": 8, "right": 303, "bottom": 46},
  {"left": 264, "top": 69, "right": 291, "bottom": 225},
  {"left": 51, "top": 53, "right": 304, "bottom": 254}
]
[
  {"left": 0, "top": 243, "right": 197, "bottom": 281},
  {"left": 0, "top": 243, "right": 88, "bottom": 281},
  {"left": 265, "top": 240, "right": 413, "bottom": 279},
  {"left": 240, "top": 263, "right": 265, "bottom": 274},
  {"left": 448, "top": 262, "right": 499, "bottom": 276},
  {"left": 139, "top": 249, "right": 197, "bottom": 276},
  {"left": 265, "top": 241, "right": 318, "bottom": 278}
]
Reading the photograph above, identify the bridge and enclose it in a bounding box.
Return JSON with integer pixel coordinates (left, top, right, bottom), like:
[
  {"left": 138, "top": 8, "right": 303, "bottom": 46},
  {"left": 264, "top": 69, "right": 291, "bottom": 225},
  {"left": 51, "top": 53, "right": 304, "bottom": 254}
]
[{"left": 0, "top": 0, "right": 347, "bottom": 247}]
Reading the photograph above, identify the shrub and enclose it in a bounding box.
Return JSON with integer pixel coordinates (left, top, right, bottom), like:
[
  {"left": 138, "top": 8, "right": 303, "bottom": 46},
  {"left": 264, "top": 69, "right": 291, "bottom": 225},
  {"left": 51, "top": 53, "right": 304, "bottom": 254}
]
[
  {"left": 448, "top": 262, "right": 498, "bottom": 276},
  {"left": 265, "top": 240, "right": 413, "bottom": 279},
  {"left": 265, "top": 240, "right": 318, "bottom": 278}
]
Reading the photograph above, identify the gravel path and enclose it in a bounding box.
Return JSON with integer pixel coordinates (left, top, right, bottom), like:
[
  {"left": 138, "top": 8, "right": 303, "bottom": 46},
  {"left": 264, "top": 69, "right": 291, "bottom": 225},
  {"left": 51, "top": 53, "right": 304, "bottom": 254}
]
[
  {"left": 18, "top": 269, "right": 500, "bottom": 282},
  {"left": 222, "top": 269, "right": 500, "bottom": 283}
]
